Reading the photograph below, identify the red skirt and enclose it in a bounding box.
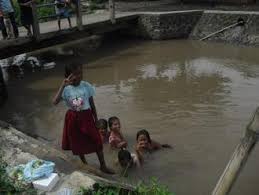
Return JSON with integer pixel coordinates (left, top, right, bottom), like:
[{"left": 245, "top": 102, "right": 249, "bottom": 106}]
[{"left": 62, "top": 109, "right": 103, "bottom": 155}]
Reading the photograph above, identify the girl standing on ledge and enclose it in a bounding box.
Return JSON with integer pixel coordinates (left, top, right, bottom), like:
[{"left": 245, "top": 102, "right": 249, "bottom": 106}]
[{"left": 52, "top": 63, "right": 114, "bottom": 174}]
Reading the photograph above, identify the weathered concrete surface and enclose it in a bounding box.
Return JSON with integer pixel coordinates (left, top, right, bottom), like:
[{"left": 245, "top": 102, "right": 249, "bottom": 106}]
[
  {"left": 49, "top": 171, "right": 135, "bottom": 194},
  {"left": 134, "top": 11, "right": 203, "bottom": 39},
  {"left": 190, "top": 11, "right": 259, "bottom": 46},
  {"left": 0, "top": 121, "right": 103, "bottom": 175}
]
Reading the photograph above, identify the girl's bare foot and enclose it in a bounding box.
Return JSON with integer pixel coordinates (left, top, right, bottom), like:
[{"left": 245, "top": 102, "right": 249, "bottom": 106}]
[
  {"left": 79, "top": 155, "right": 88, "bottom": 164},
  {"left": 100, "top": 166, "right": 115, "bottom": 174}
]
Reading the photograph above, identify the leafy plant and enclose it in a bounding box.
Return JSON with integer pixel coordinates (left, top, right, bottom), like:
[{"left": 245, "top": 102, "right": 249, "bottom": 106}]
[
  {"left": 136, "top": 178, "right": 173, "bottom": 195},
  {"left": 0, "top": 154, "right": 36, "bottom": 195},
  {"left": 76, "top": 178, "right": 174, "bottom": 195}
]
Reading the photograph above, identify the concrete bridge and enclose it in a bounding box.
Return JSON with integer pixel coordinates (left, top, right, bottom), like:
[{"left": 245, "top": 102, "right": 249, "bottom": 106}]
[{"left": 0, "top": 12, "right": 138, "bottom": 59}]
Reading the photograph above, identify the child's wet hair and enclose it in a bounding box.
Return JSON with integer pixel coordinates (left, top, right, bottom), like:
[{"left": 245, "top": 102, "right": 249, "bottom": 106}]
[
  {"left": 136, "top": 129, "right": 151, "bottom": 143},
  {"left": 108, "top": 116, "right": 119, "bottom": 128},
  {"left": 96, "top": 119, "right": 108, "bottom": 130},
  {"left": 118, "top": 148, "right": 132, "bottom": 167},
  {"left": 64, "top": 62, "right": 82, "bottom": 78}
]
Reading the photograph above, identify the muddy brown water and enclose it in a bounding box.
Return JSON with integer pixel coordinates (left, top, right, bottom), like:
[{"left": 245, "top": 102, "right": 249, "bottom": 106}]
[{"left": 1, "top": 38, "right": 259, "bottom": 195}]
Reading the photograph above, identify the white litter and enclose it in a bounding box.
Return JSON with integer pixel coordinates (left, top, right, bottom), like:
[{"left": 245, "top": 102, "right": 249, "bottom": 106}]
[
  {"left": 32, "top": 173, "right": 59, "bottom": 191},
  {"left": 12, "top": 54, "right": 27, "bottom": 66},
  {"left": 43, "top": 62, "right": 56, "bottom": 70},
  {"left": 27, "top": 56, "right": 40, "bottom": 67}
]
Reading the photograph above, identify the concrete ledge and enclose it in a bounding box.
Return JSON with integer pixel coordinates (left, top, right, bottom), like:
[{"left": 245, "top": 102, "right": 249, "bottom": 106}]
[
  {"left": 138, "top": 10, "right": 203, "bottom": 15},
  {"left": 0, "top": 121, "right": 103, "bottom": 176},
  {"left": 0, "top": 121, "right": 135, "bottom": 193},
  {"left": 204, "top": 10, "right": 259, "bottom": 15}
]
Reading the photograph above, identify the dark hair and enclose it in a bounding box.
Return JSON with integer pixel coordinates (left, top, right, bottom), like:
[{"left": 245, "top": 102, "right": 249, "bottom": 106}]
[
  {"left": 108, "top": 116, "right": 119, "bottom": 128},
  {"left": 64, "top": 63, "right": 82, "bottom": 78},
  {"left": 136, "top": 129, "right": 151, "bottom": 143},
  {"left": 96, "top": 119, "right": 108, "bottom": 130},
  {"left": 118, "top": 148, "right": 132, "bottom": 167}
]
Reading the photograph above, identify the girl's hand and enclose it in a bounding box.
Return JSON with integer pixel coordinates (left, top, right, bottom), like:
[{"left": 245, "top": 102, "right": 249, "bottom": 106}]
[
  {"left": 118, "top": 141, "right": 127, "bottom": 148},
  {"left": 161, "top": 144, "right": 173, "bottom": 149},
  {"left": 62, "top": 74, "right": 74, "bottom": 87},
  {"left": 136, "top": 141, "right": 147, "bottom": 151}
]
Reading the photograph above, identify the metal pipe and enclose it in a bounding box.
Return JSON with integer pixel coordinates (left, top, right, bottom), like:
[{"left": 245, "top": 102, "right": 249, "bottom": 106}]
[
  {"left": 200, "top": 19, "right": 245, "bottom": 41},
  {"left": 36, "top": 3, "right": 57, "bottom": 8},
  {"left": 109, "top": 0, "right": 115, "bottom": 24}
]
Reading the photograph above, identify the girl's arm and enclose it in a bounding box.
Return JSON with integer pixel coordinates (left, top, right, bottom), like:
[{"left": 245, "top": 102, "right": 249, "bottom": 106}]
[
  {"left": 52, "top": 74, "right": 73, "bottom": 105},
  {"left": 89, "top": 96, "right": 98, "bottom": 122},
  {"left": 151, "top": 140, "right": 172, "bottom": 150},
  {"left": 117, "top": 132, "right": 127, "bottom": 148},
  {"left": 117, "top": 141, "right": 127, "bottom": 148},
  {"left": 150, "top": 140, "right": 162, "bottom": 150},
  {"left": 109, "top": 135, "right": 127, "bottom": 149},
  {"left": 135, "top": 146, "right": 144, "bottom": 164},
  {"left": 131, "top": 153, "right": 141, "bottom": 167}
]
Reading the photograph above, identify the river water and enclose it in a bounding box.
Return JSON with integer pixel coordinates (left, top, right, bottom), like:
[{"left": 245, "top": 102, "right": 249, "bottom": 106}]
[{"left": 1, "top": 38, "right": 259, "bottom": 195}]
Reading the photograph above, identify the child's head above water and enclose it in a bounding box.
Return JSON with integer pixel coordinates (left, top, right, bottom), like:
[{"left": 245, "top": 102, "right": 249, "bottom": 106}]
[
  {"left": 136, "top": 129, "right": 151, "bottom": 144},
  {"left": 64, "top": 62, "right": 83, "bottom": 86},
  {"left": 118, "top": 148, "right": 132, "bottom": 168},
  {"left": 96, "top": 119, "right": 108, "bottom": 133},
  {"left": 108, "top": 116, "right": 120, "bottom": 132}
]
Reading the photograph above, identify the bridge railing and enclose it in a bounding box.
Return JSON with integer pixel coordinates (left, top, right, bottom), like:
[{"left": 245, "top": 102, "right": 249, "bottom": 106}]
[
  {"left": 30, "top": 0, "right": 83, "bottom": 40},
  {"left": 30, "top": 0, "right": 115, "bottom": 41}
]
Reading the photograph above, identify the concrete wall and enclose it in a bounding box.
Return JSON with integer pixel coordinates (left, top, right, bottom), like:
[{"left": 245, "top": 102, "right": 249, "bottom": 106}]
[
  {"left": 135, "top": 11, "right": 203, "bottom": 40},
  {"left": 182, "top": 0, "right": 255, "bottom": 4},
  {"left": 190, "top": 11, "right": 259, "bottom": 46},
  {"left": 132, "top": 10, "right": 259, "bottom": 47}
]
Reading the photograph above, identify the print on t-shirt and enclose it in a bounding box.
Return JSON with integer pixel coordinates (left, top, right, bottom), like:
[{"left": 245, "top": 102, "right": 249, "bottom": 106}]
[{"left": 70, "top": 97, "right": 84, "bottom": 111}]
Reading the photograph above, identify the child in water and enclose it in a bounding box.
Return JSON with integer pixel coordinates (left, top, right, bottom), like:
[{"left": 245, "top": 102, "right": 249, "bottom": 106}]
[
  {"left": 135, "top": 129, "right": 171, "bottom": 164},
  {"left": 96, "top": 119, "right": 109, "bottom": 144},
  {"left": 118, "top": 148, "right": 140, "bottom": 173},
  {"left": 52, "top": 62, "right": 113, "bottom": 174},
  {"left": 108, "top": 116, "right": 127, "bottom": 149}
]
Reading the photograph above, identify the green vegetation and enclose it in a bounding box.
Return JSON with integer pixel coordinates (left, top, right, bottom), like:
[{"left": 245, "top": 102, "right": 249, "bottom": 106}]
[
  {"left": 0, "top": 154, "right": 36, "bottom": 195},
  {"left": 13, "top": 0, "right": 56, "bottom": 24},
  {"left": 77, "top": 178, "right": 174, "bottom": 195}
]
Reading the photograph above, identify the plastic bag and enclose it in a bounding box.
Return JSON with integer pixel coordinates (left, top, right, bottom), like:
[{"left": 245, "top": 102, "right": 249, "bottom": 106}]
[{"left": 23, "top": 160, "right": 55, "bottom": 182}]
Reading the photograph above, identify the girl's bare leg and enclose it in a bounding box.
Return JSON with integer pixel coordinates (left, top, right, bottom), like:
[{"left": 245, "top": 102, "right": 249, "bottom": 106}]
[
  {"left": 96, "top": 150, "right": 114, "bottom": 174},
  {"left": 79, "top": 155, "right": 87, "bottom": 164},
  {"left": 58, "top": 19, "right": 61, "bottom": 30},
  {"left": 68, "top": 17, "right": 72, "bottom": 28}
]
